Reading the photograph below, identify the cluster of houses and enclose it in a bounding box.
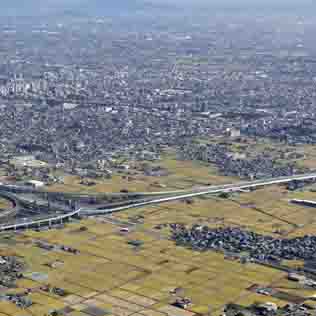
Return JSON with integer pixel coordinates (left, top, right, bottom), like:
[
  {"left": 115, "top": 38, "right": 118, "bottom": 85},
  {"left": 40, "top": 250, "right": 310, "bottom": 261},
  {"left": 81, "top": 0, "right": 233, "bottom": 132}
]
[
  {"left": 0, "top": 256, "right": 24, "bottom": 288},
  {"left": 224, "top": 302, "right": 315, "bottom": 316},
  {"left": 178, "top": 142, "right": 307, "bottom": 180},
  {"left": 171, "top": 225, "right": 316, "bottom": 262}
]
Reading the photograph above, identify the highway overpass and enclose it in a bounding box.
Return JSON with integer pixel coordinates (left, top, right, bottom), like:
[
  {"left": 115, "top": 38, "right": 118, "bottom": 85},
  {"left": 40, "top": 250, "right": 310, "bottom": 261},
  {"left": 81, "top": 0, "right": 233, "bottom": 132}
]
[
  {"left": 1, "top": 172, "right": 316, "bottom": 231},
  {"left": 82, "top": 172, "right": 316, "bottom": 215}
]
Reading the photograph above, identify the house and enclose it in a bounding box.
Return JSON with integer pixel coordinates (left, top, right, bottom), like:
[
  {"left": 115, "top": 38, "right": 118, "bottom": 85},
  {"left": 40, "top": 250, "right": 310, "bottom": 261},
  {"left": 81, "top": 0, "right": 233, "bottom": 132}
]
[{"left": 25, "top": 180, "right": 45, "bottom": 188}]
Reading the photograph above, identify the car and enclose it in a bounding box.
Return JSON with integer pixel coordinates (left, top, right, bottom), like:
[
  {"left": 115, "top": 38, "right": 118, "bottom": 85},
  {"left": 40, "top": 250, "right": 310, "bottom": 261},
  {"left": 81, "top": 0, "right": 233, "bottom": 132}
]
[{"left": 120, "top": 227, "right": 130, "bottom": 233}]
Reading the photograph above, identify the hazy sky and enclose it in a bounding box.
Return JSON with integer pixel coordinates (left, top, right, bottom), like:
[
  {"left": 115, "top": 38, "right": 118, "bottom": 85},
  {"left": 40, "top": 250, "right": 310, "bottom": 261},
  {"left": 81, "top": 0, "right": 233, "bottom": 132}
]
[
  {"left": 145, "top": 0, "right": 313, "bottom": 7},
  {"left": 147, "top": 0, "right": 311, "bottom": 3},
  {"left": 2, "top": 0, "right": 314, "bottom": 7},
  {"left": 0, "top": 0, "right": 314, "bottom": 17}
]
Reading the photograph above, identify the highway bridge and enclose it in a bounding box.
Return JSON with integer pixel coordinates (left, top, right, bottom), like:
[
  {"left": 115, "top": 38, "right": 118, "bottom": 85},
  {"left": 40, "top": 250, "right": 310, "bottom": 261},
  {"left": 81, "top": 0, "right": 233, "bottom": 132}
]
[
  {"left": 81, "top": 172, "right": 316, "bottom": 216},
  {"left": 1, "top": 172, "right": 316, "bottom": 231},
  {"left": 290, "top": 199, "right": 316, "bottom": 208},
  {"left": 0, "top": 209, "right": 81, "bottom": 232},
  {"left": 0, "top": 191, "right": 20, "bottom": 220}
]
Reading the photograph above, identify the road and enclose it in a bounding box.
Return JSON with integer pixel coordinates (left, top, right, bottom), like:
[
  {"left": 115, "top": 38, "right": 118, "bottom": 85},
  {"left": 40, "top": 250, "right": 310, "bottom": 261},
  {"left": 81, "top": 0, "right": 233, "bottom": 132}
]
[
  {"left": 0, "top": 191, "right": 20, "bottom": 219},
  {"left": 1, "top": 172, "right": 316, "bottom": 231},
  {"left": 81, "top": 172, "right": 316, "bottom": 215}
]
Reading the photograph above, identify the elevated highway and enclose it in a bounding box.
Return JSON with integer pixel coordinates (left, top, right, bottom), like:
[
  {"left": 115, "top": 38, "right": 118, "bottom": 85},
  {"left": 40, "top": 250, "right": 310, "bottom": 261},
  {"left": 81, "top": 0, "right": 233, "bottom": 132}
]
[
  {"left": 0, "top": 209, "right": 81, "bottom": 232},
  {"left": 0, "top": 191, "right": 21, "bottom": 220},
  {"left": 82, "top": 172, "right": 316, "bottom": 215},
  {"left": 1, "top": 172, "right": 316, "bottom": 231}
]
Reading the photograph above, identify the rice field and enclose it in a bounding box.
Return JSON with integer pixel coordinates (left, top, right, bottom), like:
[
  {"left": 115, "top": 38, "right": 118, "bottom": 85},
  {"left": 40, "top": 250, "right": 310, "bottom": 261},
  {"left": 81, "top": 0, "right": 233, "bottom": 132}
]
[{"left": 2, "top": 147, "right": 316, "bottom": 315}]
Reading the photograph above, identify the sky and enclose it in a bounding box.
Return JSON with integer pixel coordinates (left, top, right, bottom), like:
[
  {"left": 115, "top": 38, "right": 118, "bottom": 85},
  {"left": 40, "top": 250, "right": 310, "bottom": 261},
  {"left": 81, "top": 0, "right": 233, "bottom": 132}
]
[
  {"left": 145, "top": 0, "right": 314, "bottom": 9},
  {"left": 0, "top": 0, "right": 314, "bottom": 17},
  {"left": 148, "top": 0, "right": 310, "bottom": 3},
  {"left": 1, "top": 0, "right": 314, "bottom": 7}
]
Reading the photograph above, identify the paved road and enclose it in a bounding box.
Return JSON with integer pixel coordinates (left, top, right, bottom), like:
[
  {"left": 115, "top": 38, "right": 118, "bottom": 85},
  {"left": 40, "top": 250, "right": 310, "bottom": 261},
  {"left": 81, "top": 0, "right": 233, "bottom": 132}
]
[
  {"left": 0, "top": 209, "right": 80, "bottom": 231},
  {"left": 1, "top": 172, "right": 316, "bottom": 231},
  {"left": 82, "top": 172, "right": 316, "bottom": 215},
  {"left": 0, "top": 191, "right": 21, "bottom": 219}
]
